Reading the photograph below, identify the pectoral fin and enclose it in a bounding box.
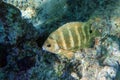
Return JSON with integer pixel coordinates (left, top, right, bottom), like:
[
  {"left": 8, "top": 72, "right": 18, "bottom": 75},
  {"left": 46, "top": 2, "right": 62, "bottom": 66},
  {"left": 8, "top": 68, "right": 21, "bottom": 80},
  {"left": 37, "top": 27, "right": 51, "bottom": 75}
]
[{"left": 58, "top": 49, "right": 74, "bottom": 59}]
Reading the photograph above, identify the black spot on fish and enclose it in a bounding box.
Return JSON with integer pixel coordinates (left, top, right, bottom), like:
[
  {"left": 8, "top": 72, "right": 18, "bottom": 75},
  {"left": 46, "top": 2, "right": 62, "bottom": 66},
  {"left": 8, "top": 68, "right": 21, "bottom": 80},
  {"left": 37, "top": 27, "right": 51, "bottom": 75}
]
[{"left": 89, "top": 29, "right": 92, "bottom": 33}]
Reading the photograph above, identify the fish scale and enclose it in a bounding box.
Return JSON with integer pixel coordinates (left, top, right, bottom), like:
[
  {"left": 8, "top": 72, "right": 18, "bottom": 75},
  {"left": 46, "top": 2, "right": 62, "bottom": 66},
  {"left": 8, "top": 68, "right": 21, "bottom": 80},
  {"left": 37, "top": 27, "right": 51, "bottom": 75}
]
[
  {"left": 59, "top": 29, "right": 67, "bottom": 49},
  {"left": 62, "top": 27, "right": 71, "bottom": 49},
  {"left": 42, "top": 21, "right": 101, "bottom": 59},
  {"left": 83, "top": 24, "right": 90, "bottom": 46},
  {"left": 86, "top": 24, "right": 90, "bottom": 42},
  {"left": 82, "top": 24, "right": 87, "bottom": 46},
  {"left": 75, "top": 26, "right": 81, "bottom": 48},
  {"left": 69, "top": 26, "right": 79, "bottom": 49},
  {"left": 67, "top": 26, "right": 75, "bottom": 49},
  {"left": 78, "top": 24, "right": 84, "bottom": 47},
  {"left": 56, "top": 30, "right": 66, "bottom": 49}
]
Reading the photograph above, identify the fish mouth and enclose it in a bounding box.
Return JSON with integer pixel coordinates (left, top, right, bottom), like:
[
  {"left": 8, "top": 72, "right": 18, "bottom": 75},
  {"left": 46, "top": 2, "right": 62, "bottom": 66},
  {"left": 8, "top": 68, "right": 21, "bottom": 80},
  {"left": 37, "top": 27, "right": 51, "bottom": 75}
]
[
  {"left": 42, "top": 46, "right": 48, "bottom": 53},
  {"left": 42, "top": 46, "right": 46, "bottom": 51}
]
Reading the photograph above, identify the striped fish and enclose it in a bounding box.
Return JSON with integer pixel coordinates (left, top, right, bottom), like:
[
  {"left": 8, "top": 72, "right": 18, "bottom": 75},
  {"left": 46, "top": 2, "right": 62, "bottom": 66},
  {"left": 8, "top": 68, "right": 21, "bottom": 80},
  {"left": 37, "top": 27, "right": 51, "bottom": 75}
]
[{"left": 42, "top": 21, "right": 101, "bottom": 59}]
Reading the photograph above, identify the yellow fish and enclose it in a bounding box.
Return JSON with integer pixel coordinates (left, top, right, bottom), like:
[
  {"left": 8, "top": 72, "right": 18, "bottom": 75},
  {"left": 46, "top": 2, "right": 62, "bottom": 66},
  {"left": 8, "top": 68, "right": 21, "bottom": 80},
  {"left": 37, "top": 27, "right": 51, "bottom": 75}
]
[{"left": 42, "top": 21, "right": 101, "bottom": 59}]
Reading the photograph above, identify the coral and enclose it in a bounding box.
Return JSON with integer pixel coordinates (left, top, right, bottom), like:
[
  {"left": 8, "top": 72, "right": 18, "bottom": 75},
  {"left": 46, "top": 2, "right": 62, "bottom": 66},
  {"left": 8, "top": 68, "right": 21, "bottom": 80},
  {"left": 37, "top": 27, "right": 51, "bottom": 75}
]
[
  {"left": 17, "top": 56, "right": 36, "bottom": 71},
  {"left": 3, "top": 0, "right": 68, "bottom": 28},
  {"left": 0, "top": 2, "right": 22, "bottom": 45},
  {"left": 0, "top": 20, "right": 6, "bottom": 44},
  {"left": 97, "top": 66, "right": 118, "bottom": 80},
  {"left": 0, "top": 44, "right": 8, "bottom": 67},
  {"left": 0, "top": 1, "right": 39, "bottom": 80}
]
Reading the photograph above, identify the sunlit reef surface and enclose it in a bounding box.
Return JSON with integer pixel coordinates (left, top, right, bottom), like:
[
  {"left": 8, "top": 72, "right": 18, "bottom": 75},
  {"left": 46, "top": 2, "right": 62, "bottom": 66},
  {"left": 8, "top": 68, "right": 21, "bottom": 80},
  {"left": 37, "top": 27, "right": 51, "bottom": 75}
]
[{"left": 0, "top": 0, "right": 120, "bottom": 80}]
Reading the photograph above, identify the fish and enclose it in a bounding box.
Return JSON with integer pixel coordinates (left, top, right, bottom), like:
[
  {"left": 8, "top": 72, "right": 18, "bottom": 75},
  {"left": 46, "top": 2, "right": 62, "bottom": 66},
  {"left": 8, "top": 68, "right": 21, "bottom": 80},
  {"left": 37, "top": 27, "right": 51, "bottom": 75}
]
[{"left": 42, "top": 21, "right": 101, "bottom": 59}]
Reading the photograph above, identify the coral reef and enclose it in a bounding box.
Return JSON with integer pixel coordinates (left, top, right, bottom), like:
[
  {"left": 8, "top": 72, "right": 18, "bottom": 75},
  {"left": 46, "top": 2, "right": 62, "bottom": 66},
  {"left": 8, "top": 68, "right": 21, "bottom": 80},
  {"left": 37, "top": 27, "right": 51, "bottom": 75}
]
[{"left": 0, "top": 0, "right": 120, "bottom": 80}]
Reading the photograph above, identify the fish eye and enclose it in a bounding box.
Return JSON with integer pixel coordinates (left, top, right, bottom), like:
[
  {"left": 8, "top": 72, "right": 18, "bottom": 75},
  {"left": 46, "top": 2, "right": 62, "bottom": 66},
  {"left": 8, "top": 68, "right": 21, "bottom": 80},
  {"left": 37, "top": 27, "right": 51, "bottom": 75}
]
[{"left": 47, "top": 44, "right": 51, "bottom": 47}]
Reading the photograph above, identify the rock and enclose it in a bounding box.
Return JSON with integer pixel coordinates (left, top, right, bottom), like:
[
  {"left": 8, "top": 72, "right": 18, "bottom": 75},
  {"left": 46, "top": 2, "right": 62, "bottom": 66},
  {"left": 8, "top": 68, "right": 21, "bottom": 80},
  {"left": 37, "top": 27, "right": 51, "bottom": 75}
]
[
  {"left": 3, "top": 0, "right": 68, "bottom": 28},
  {"left": 0, "top": 20, "right": 5, "bottom": 44},
  {"left": 0, "top": 44, "right": 8, "bottom": 67},
  {"left": 97, "top": 66, "right": 118, "bottom": 80},
  {"left": 0, "top": 2, "right": 22, "bottom": 45},
  {"left": 17, "top": 56, "right": 36, "bottom": 71}
]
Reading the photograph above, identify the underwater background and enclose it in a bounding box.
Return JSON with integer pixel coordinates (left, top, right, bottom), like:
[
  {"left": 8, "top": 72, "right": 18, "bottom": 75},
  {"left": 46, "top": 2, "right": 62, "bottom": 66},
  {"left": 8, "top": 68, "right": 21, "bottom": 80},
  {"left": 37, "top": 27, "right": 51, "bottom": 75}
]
[{"left": 0, "top": 0, "right": 120, "bottom": 80}]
